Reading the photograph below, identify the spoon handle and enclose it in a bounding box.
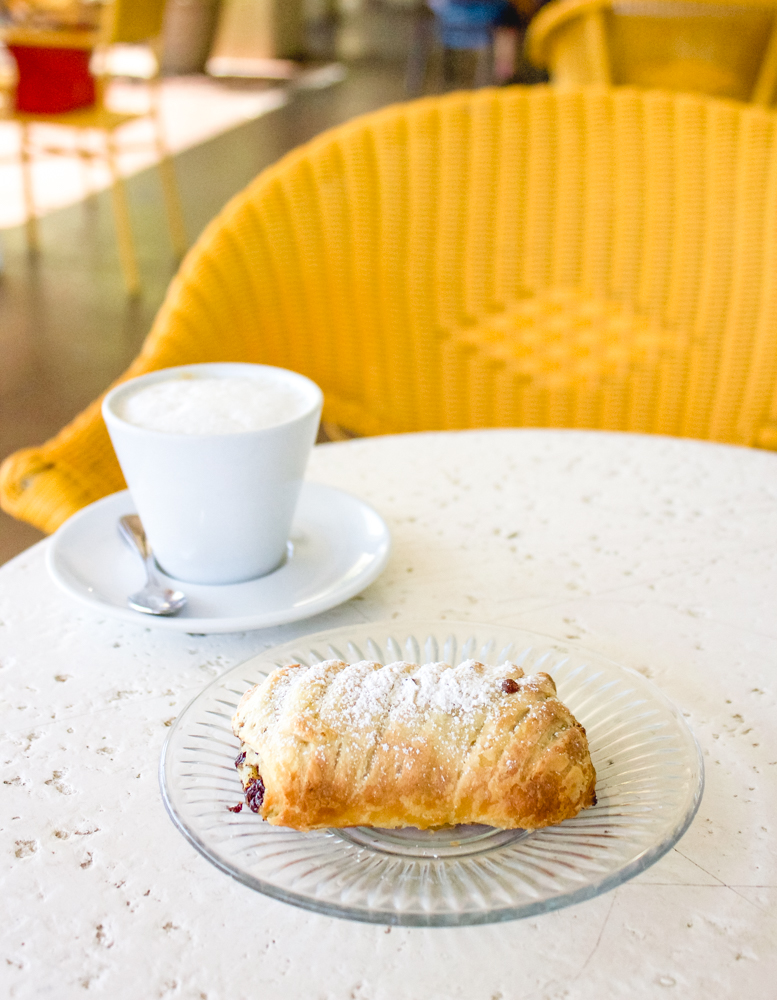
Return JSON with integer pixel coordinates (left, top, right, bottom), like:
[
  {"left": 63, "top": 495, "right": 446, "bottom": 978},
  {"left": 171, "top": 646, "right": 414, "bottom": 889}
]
[
  {"left": 118, "top": 514, "right": 153, "bottom": 563},
  {"left": 118, "top": 514, "right": 187, "bottom": 616}
]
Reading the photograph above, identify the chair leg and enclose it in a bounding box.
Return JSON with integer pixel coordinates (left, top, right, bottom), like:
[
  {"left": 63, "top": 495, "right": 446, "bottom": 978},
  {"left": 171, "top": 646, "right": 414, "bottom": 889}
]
[
  {"left": 406, "top": 7, "right": 435, "bottom": 96},
  {"left": 151, "top": 107, "right": 187, "bottom": 259},
  {"left": 79, "top": 148, "right": 94, "bottom": 200},
  {"left": 474, "top": 41, "right": 494, "bottom": 88},
  {"left": 442, "top": 47, "right": 456, "bottom": 90},
  {"left": 20, "top": 124, "right": 39, "bottom": 252},
  {"left": 105, "top": 134, "right": 141, "bottom": 296},
  {"left": 156, "top": 150, "right": 188, "bottom": 259}
]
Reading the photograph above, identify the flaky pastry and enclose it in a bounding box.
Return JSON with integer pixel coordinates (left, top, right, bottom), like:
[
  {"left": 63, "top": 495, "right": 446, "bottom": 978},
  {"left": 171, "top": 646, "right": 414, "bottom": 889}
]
[{"left": 231, "top": 658, "right": 596, "bottom": 831}]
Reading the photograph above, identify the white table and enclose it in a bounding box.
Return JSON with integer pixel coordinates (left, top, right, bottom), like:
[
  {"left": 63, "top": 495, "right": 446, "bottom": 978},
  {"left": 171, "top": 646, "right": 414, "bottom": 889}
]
[{"left": 2, "top": 429, "right": 775, "bottom": 998}]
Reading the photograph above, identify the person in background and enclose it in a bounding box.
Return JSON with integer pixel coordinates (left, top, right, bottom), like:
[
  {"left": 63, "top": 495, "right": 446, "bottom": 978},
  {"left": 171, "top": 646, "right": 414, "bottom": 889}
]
[{"left": 494, "top": 0, "right": 550, "bottom": 84}]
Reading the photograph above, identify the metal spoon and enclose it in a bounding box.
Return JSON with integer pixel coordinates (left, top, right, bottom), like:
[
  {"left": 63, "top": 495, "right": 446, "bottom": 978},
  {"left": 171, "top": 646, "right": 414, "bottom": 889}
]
[{"left": 118, "top": 514, "right": 187, "bottom": 616}]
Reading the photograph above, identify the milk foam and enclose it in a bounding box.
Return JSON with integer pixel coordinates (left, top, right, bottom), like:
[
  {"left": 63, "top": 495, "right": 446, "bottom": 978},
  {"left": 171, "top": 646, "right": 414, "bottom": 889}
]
[{"left": 117, "top": 375, "right": 310, "bottom": 435}]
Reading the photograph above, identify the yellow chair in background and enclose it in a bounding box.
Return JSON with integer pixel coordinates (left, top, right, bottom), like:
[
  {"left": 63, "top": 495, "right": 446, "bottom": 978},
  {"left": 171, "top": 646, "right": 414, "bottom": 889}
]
[
  {"left": 525, "top": 0, "right": 777, "bottom": 105},
  {"left": 5, "top": 85, "right": 777, "bottom": 533},
  {"left": 1, "top": 0, "right": 187, "bottom": 293}
]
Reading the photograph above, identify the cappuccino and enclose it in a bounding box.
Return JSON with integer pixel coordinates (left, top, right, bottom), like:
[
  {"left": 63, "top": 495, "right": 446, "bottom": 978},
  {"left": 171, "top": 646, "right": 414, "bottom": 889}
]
[
  {"left": 116, "top": 374, "right": 309, "bottom": 435},
  {"left": 103, "top": 363, "right": 324, "bottom": 584}
]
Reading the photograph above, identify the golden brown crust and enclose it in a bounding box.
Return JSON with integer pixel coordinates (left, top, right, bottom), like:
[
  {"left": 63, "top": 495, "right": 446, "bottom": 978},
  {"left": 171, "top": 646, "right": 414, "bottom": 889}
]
[{"left": 232, "top": 659, "right": 596, "bottom": 831}]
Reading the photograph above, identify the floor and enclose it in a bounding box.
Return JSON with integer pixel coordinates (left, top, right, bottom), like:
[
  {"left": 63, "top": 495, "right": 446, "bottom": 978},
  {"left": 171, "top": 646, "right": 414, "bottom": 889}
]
[
  {"left": 0, "top": 0, "right": 542, "bottom": 564},
  {"left": 0, "top": 73, "right": 292, "bottom": 228}
]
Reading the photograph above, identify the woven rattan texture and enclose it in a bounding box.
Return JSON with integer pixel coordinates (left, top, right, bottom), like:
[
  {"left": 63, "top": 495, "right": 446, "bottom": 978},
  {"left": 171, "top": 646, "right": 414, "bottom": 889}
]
[{"left": 4, "top": 85, "right": 777, "bottom": 533}]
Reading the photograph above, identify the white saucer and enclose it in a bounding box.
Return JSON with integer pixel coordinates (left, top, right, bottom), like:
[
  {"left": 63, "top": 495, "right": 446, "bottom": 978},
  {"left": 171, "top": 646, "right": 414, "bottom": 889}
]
[{"left": 46, "top": 483, "right": 391, "bottom": 633}]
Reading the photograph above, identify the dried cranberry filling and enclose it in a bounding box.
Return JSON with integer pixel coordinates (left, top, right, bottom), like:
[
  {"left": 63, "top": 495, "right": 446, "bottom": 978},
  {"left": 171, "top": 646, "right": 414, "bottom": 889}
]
[
  {"left": 501, "top": 678, "right": 520, "bottom": 694},
  {"left": 245, "top": 776, "right": 265, "bottom": 813}
]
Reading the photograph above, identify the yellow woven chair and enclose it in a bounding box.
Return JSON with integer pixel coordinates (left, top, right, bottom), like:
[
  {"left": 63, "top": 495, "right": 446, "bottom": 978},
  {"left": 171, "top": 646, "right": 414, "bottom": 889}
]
[
  {"left": 525, "top": 0, "right": 777, "bottom": 105},
  {"left": 2, "top": 0, "right": 187, "bottom": 294},
  {"left": 5, "top": 85, "right": 777, "bottom": 534}
]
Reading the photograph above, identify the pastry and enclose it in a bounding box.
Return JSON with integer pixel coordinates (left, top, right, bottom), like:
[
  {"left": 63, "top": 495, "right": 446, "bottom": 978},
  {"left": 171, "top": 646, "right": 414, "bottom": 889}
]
[{"left": 231, "top": 658, "right": 597, "bottom": 831}]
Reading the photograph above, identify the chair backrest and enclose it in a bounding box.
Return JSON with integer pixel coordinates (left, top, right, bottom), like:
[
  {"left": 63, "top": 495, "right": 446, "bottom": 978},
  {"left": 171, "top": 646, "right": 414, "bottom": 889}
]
[
  {"left": 526, "top": 0, "right": 777, "bottom": 105},
  {"left": 0, "top": 1, "right": 167, "bottom": 116},
  {"left": 5, "top": 85, "right": 777, "bottom": 533},
  {"left": 103, "top": 0, "right": 168, "bottom": 46}
]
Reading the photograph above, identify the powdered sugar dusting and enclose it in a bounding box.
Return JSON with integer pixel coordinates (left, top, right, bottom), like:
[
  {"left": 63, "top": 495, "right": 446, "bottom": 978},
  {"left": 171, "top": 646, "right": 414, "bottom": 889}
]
[
  {"left": 267, "top": 667, "right": 301, "bottom": 718},
  {"left": 391, "top": 659, "right": 512, "bottom": 719},
  {"left": 283, "top": 658, "right": 531, "bottom": 731},
  {"left": 320, "top": 660, "right": 415, "bottom": 729}
]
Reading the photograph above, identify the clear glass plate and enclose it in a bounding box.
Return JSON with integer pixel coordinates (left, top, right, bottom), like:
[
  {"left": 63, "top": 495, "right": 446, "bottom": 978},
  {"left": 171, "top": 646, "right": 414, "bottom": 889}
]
[{"left": 160, "top": 621, "right": 704, "bottom": 926}]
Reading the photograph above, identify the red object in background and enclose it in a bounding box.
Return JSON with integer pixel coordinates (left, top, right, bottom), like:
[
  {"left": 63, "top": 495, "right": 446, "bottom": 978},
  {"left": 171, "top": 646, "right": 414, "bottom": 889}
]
[{"left": 9, "top": 44, "right": 96, "bottom": 113}]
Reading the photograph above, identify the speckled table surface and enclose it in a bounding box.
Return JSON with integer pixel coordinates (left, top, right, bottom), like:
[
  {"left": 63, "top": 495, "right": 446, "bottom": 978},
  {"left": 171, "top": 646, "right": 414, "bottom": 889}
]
[{"left": 2, "top": 429, "right": 776, "bottom": 999}]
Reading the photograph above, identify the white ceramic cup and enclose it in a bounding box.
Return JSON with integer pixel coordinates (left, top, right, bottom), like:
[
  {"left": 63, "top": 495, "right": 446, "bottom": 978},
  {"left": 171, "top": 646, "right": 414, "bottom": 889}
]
[{"left": 102, "top": 363, "right": 323, "bottom": 585}]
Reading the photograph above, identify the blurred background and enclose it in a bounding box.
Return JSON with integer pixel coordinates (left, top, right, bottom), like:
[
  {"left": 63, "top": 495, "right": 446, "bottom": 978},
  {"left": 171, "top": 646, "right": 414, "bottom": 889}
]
[
  {"left": 0, "top": 0, "right": 546, "bottom": 564},
  {"left": 6, "top": 0, "right": 777, "bottom": 564}
]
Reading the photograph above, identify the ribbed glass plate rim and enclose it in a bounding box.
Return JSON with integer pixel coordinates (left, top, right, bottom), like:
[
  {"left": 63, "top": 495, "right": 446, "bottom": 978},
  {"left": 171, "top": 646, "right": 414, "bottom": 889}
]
[{"left": 160, "top": 620, "right": 704, "bottom": 926}]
